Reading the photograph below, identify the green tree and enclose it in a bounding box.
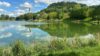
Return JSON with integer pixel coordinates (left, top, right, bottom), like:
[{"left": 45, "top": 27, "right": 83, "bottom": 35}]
[{"left": 48, "top": 12, "right": 58, "bottom": 20}]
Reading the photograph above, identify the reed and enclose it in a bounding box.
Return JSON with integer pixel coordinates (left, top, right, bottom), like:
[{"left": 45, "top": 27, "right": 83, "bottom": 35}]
[{"left": 0, "top": 36, "right": 100, "bottom": 56}]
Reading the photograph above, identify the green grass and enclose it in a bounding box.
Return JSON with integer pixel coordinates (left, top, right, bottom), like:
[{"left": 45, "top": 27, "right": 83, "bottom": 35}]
[{"left": 0, "top": 36, "right": 100, "bottom": 56}]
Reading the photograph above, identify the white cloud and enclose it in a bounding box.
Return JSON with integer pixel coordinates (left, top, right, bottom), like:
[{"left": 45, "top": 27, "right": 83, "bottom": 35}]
[
  {"left": 34, "top": 0, "right": 64, "bottom": 4},
  {"left": 16, "top": 9, "right": 25, "bottom": 16},
  {"left": 0, "top": 9, "right": 5, "bottom": 12},
  {"left": 76, "top": 0, "right": 100, "bottom": 6},
  {"left": 6, "top": 9, "right": 26, "bottom": 17},
  {"left": 20, "top": 2, "right": 32, "bottom": 9},
  {"left": 0, "top": 1, "right": 11, "bottom": 7},
  {"left": 15, "top": 9, "right": 25, "bottom": 16},
  {"left": 34, "top": 0, "right": 100, "bottom": 6},
  {"left": 8, "top": 12, "right": 15, "bottom": 17},
  {"left": 15, "top": 9, "right": 25, "bottom": 13},
  {"left": 0, "top": 8, "right": 6, "bottom": 15}
]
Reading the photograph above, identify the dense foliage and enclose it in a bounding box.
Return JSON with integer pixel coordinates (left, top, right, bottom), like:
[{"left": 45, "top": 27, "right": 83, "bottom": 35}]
[
  {"left": 0, "top": 15, "right": 15, "bottom": 20},
  {"left": 15, "top": 2, "right": 100, "bottom": 21}
]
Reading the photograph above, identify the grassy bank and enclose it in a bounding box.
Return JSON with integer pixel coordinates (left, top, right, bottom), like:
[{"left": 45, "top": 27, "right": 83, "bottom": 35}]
[{"left": 0, "top": 35, "right": 100, "bottom": 56}]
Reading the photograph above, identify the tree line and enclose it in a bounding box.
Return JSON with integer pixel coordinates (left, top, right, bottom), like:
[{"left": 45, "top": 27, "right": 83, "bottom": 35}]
[{"left": 0, "top": 2, "right": 100, "bottom": 21}]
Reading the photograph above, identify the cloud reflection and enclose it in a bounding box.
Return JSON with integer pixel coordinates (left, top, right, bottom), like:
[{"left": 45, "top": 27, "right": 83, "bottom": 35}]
[{"left": 0, "top": 32, "right": 12, "bottom": 39}]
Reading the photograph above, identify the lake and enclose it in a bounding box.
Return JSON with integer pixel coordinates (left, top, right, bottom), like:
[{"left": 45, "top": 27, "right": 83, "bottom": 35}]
[{"left": 0, "top": 21, "right": 100, "bottom": 46}]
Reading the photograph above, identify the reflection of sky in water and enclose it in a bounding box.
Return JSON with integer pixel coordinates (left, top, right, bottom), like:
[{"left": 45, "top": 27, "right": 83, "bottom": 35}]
[
  {"left": 0, "top": 21, "right": 97, "bottom": 46},
  {"left": 0, "top": 21, "right": 50, "bottom": 46}
]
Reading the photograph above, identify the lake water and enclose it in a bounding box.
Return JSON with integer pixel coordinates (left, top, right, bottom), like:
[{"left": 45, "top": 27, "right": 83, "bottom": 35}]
[{"left": 0, "top": 21, "right": 100, "bottom": 46}]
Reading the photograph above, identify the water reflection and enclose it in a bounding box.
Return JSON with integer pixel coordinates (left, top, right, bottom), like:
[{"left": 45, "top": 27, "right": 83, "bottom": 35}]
[
  {"left": 0, "top": 21, "right": 50, "bottom": 46},
  {"left": 0, "top": 32, "right": 12, "bottom": 39},
  {"left": 25, "top": 22, "right": 100, "bottom": 37},
  {"left": 0, "top": 21, "right": 100, "bottom": 46}
]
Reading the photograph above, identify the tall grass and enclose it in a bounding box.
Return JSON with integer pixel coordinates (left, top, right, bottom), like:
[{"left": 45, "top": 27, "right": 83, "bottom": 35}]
[{"left": 0, "top": 35, "right": 100, "bottom": 56}]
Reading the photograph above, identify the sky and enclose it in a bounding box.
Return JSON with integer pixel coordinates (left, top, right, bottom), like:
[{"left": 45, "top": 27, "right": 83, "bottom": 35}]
[{"left": 0, "top": 0, "right": 100, "bottom": 17}]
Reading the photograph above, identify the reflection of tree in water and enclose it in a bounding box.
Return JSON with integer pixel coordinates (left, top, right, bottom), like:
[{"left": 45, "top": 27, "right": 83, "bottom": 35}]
[{"left": 25, "top": 22, "right": 100, "bottom": 37}]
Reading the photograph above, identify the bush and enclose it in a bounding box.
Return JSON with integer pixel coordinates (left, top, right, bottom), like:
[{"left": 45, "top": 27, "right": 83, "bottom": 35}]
[
  {"left": 0, "top": 37, "right": 99, "bottom": 56},
  {"left": 11, "top": 41, "right": 27, "bottom": 56}
]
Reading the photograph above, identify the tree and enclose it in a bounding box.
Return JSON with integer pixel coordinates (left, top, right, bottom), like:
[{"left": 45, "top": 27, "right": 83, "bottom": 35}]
[
  {"left": 48, "top": 12, "right": 58, "bottom": 20},
  {"left": 92, "top": 6, "right": 100, "bottom": 21},
  {"left": 59, "top": 12, "right": 70, "bottom": 20},
  {"left": 39, "top": 12, "right": 48, "bottom": 20},
  {"left": 16, "top": 13, "right": 33, "bottom": 21}
]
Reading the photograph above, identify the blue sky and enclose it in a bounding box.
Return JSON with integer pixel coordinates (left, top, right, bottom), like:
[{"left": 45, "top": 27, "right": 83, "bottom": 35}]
[
  {"left": 0, "top": 0, "right": 100, "bottom": 17},
  {"left": 0, "top": 0, "right": 48, "bottom": 16}
]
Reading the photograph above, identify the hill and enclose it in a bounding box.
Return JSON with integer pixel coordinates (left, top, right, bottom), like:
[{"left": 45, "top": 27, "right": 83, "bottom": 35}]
[{"left": 1, "top": 2, "right": 100, "bottom": 21}]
